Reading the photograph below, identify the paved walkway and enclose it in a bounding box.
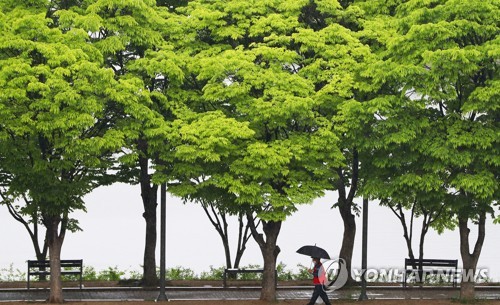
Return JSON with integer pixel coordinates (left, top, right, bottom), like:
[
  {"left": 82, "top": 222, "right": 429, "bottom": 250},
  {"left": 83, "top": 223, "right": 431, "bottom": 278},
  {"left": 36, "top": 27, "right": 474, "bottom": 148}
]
[{"left": 1, "top": 286, "right": 500, "bottom": 302}]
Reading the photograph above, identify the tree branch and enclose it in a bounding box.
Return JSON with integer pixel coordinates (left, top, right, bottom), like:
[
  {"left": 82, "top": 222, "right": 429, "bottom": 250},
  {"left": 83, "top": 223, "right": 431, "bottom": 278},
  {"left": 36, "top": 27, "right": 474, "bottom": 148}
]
[
  {"left": 201, "top": 201, "right": 224, "bottom": 237},
  {"left": 346, "top": 149, "right": 359, "bottom": 204},
  {"left": 246, "top": 212, "right": 265, "bottom": 249},
  {"left": 472, "top": 211, "right": 486, "bottom": 258}
]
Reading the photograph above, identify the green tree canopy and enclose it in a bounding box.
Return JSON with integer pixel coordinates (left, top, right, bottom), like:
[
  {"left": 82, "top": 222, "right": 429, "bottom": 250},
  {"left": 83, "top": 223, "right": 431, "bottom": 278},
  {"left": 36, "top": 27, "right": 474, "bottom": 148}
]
[
  {"left": 0, "top": 0, "right": 157, "bottom": 301},
  {"left": 359, "top": 0, "right": 499, "bottom": 298},
  {"left": 164, "top": 0, "right": 365, "bottom": 300},
  {"left": 55, "top": 0, "right": 187, "bottom": 286}
]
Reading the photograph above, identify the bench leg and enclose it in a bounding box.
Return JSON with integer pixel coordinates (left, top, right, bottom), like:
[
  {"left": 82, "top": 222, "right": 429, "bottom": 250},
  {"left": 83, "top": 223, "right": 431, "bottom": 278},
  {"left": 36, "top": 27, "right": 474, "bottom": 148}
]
[{"left": 275, "top": 270, "right": 277, "bottom": 288}]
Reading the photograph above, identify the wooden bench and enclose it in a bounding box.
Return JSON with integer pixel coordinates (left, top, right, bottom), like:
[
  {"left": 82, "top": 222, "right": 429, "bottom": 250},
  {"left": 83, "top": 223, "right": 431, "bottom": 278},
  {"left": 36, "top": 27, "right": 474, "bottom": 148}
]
[
  {"left": 403, "top": 258, "right": 458, "bottom": 287},
  {"left": 223, "top": 268, "right": 277, "bottom": 288},
  {"left": 27, "top": 259, "right": 83, "bottom": 289}
]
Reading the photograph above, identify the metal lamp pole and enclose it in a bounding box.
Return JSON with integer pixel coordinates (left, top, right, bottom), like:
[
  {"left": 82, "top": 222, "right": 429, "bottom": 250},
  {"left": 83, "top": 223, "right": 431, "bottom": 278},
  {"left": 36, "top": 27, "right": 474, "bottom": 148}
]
[
  {"left": 157, "top": 182, "right": 168, "bottom": 301},
  {"left": 358, "top": 197, "right": 369, "bottom": 301}
]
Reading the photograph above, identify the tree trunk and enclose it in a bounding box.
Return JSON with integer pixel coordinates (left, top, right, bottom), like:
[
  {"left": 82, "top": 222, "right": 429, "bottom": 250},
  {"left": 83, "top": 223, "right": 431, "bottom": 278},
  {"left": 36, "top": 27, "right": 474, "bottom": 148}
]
[
  {"left": 202, "top": 203, "right": 253, "bottom": 279},
  {"left": 233, "top": 215, "right": 244, "bottom": 269},
  {"left": 416, "top": 213, "right": 431, "bottom": 284},
  {"left": 139, "top": 148, "right": 159, "bottom": 287},
  {"left": 338, "top": 202, "right": 356, "bottom": 285},
  {"left": 233, "top": 250, "right": 244, "bottom": 270},
  {"left": 142, "top": 198, "right": 158, "bottom": 287},
  {"left": 218, "top": 213, "right": 231, "bottom": 270},
  {"left": 335, "top": 150, "right": 358, "bottom": 285},
  {"left": 404, "top": 204, "right": 416, "bottom": 262},
  {"left": 222, "top": 238, "right": 232, "bottom": 269},
  {"left": 389, "top": 203, "right": 417, "bottom": 268},
  {"left": 36, "top": 230, "right": 49, "bottom": 260},
  {"left": 45, "top": 215, "right": 65, "bottom": 304},
  {"left": 37, "top": 230, "right": 50, "bottom": 281},
  {"left": 459, "top": 212, "right": 486, "bottom": 300},
  {"left": 418, "top": 207, "right": 435, "bottom": 262},
  {"left": 261, "top": 241, "right": 279, "bottom": 301},
  {"left": 234, "top": 212, "right": 252, "bottom": 269},
  {"left": 201, "top": 203, "right": 233, "bottom": 274},
  {"left": 461, "top": 281, "right": 475, "bottom": 299},
  {"left": 247, "top": 214, "right": 281, "bottom": 302}
]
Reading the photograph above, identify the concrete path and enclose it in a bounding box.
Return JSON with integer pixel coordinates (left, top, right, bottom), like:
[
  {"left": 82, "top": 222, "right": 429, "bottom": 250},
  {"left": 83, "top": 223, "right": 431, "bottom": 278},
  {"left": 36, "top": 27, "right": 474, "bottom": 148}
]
[{"left": 1, "top": 286, "right": 500, "bottom": 302}]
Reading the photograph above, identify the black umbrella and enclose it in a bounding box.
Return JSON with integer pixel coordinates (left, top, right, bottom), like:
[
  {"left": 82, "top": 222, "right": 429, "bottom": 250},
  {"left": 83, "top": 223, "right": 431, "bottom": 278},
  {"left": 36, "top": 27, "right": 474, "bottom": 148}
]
[{"left": 296, "top": 245, "right": 330, "bottom": 259}]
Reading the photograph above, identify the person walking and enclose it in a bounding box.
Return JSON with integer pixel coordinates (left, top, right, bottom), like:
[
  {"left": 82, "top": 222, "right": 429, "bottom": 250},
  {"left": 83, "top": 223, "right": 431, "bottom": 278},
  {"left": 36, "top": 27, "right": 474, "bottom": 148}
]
[{"left": 307, "top": 257, "right": 332, "bottom": 305}]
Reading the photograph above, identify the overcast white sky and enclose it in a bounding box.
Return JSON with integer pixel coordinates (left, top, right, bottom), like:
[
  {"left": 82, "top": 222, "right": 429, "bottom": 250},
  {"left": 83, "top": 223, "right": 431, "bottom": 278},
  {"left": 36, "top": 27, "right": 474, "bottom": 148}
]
[{"left": 1, "top": 182, "right": 499, "bottom": 281}]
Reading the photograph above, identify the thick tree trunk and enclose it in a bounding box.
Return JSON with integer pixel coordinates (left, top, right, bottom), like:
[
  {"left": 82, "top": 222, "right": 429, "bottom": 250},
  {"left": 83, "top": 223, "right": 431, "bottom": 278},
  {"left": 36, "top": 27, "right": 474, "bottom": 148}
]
[
  {"left": 459, "top": 212, "right": 485, "bottom": 300},
  {"left": 142, "top": 183, "right": 158, "bottom": 287},
  {"left": 461, "top": 281, "right": 475, "bottom": 299},
  {"left": 139, "top": 146, "right": 159, "bottom": 287},
  {"left": 338, "top": 202, "right": 356, "bottom": 285},
  {"left": 45, "top": 216, "right": 65, "bottom": 304},
  {"left": 247, "top": 214, "right": 281, "bottom": 302},
  {"left": 142, "top": 199, "right": 158, "bottom": 287},
  {"left": 335, "top": 150, "right": 358, "bottom": 285},
  {"left": 261, "top": 242, "right": 279, "bottom": 301}
]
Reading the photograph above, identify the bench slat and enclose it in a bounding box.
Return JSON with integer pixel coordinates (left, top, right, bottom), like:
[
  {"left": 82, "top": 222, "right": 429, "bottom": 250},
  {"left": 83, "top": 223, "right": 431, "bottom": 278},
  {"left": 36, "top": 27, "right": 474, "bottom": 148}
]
[
  {"left": 27, "top": 259, "right": 83, "bottom": 290},
  {"left": 403, "top": 258, "right": 458, "bottom": 288}
]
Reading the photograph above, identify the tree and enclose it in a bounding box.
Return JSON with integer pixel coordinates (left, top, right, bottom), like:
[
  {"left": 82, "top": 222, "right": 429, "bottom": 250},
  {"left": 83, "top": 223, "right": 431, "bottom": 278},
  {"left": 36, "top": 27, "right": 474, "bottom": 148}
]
[
  {"left": 167, "top": 1, "right": 347, "bottom": 300},
  {"left": 86, "top": 0, "right": 163, "bottom": 286},
  {"left": 291, "top": 0, "right": 377, "bottom": 284},
  {"left": 358, "top": 0, "right": 499, "bottom": 298},
  {"left": 0, "top": 0, "right": 155, "bottom": 301},
  {"left": 359, "top": 102, "right": 454, "bottom": 270},
  {"left": 364, "top": 147, "right": 455, "bottom": 276},
  {"left": 56, "top": 0, "right": 184, "bottom": 286}
]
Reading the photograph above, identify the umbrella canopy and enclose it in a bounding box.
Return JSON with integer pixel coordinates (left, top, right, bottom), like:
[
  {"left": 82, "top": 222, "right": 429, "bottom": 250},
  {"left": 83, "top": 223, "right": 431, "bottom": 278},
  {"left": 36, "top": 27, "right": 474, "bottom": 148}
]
[{"left": 296, "top": 245, "right": 330, "bottom": 259}]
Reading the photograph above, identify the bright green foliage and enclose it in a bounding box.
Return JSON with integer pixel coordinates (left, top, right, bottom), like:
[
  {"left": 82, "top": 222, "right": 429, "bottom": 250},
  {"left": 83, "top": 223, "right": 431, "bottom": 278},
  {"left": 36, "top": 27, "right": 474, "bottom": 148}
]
[
  {"left": 170, "top": 0, "right": 360, "bottom": 222},
  {"left": 165, "top": 3, "right": 371, "bottom": 293},
  {"left": 414, "top": 0, "right": 495, "bottom": 205},
  {"left": 58, "top": 0, "right": 192, "bottom": 175},
  {"left": 56, "top": 0, "right": 188, "bottom": 287},
  {"left": 360, "top": 0, "right": 499, "bottom": 231},
  {"left": 0, "top": 2, "right": 158, "bottom": 296},
  {"left": 0, "top": 1, "right": 150, "bottom": 216},
  {"left": 290, "top": 1, "right": 377, "bottom": 167}
]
